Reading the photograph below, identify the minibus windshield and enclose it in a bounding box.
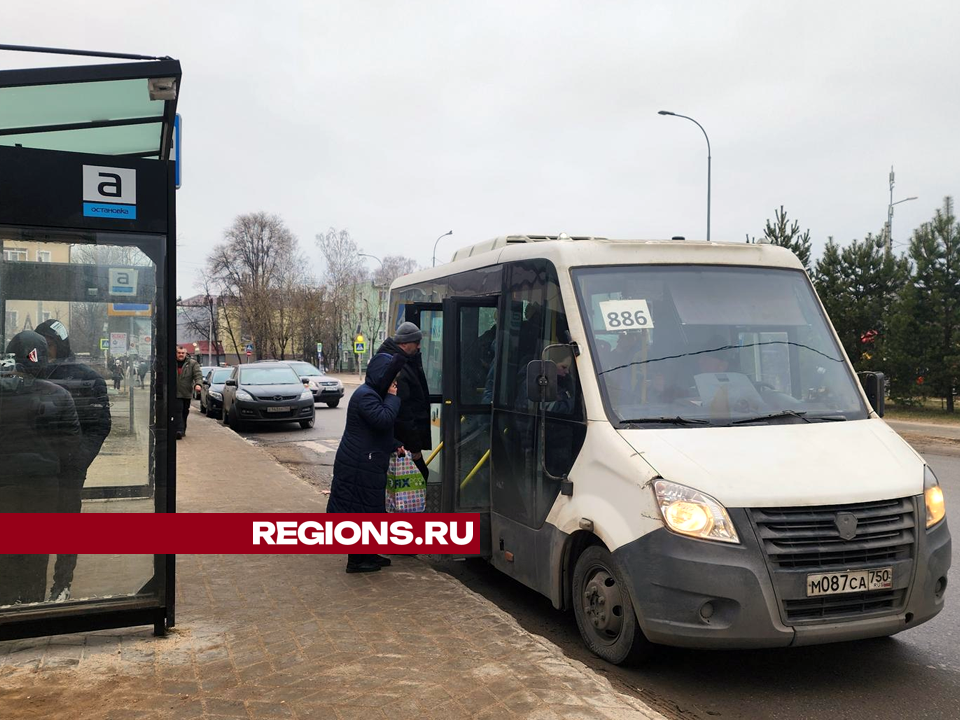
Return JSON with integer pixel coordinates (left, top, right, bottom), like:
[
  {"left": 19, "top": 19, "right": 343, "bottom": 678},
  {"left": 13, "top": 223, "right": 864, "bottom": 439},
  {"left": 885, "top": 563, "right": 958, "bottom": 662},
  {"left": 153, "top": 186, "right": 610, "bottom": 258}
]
[{"left": 572, "top": 265, "right": 868, "bottom": 426}]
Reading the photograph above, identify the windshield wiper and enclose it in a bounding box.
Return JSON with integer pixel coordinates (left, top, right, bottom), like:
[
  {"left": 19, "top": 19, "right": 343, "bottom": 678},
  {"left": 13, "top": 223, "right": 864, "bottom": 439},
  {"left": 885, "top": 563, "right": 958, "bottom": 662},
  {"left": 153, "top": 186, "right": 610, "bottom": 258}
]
[
  {"left": 731, "top": 410, "right": 810, "bottom": 425},
  {"left": 620, "top": 416, "right": 711, "bottom": 426}
]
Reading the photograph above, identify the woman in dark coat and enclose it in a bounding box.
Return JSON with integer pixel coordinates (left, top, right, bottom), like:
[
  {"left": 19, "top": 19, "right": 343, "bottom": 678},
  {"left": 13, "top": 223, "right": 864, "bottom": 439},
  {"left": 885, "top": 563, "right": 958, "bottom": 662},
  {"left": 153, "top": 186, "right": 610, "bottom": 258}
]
[{"left": 327, "top": 352, "right": 406, "bottom": 573}]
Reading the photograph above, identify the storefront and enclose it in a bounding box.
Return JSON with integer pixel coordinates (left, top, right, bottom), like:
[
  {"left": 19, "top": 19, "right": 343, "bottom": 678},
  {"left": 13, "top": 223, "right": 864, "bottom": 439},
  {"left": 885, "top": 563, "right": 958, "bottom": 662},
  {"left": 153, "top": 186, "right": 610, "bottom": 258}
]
[{"left": 0, "top": 51, "right": 180, "bottom": 639}]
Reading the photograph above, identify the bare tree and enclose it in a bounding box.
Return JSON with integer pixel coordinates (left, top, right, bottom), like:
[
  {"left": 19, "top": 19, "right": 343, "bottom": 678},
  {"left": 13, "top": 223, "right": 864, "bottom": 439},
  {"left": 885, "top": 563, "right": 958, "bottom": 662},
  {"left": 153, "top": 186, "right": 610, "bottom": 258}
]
[
  {"left": 374, "top": 255, "right": 420, "bottom": 288},
  {"left": 288, "top": 280, "right": 330, "bottom": 365},
  {"left": 178, "top": 277, "right": 223, "bottom": 364},
  {"left": 316, "top": 228, "right": 364, "bottom": 371},
  {"left": 207, "top": 212, "right": 301, "bottom": 361}
]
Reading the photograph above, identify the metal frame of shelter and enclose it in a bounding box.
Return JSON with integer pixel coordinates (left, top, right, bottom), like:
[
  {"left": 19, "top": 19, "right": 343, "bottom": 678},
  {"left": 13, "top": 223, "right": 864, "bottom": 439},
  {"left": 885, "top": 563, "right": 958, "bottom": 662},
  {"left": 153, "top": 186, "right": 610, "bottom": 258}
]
[{"left": 0, "top": 47, "right": 180, "bottom": 640}]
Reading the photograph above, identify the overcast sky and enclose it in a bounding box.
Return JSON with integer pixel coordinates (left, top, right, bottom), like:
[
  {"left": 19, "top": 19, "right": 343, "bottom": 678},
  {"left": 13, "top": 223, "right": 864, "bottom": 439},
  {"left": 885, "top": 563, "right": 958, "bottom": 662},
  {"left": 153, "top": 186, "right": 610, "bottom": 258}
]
[{"left": 5, "top": 1, "right": 960, "bottom": 295}]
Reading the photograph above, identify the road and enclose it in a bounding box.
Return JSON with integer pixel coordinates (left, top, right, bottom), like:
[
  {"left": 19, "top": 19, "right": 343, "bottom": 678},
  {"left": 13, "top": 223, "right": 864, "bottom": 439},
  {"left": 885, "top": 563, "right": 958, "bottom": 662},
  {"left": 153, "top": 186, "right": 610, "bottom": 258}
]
[
  {"left": 224, "top": 385, "right": 354, "bottom": 492},
  {"left": 210, "top": 391, "right": 959, "bottom": 720}
]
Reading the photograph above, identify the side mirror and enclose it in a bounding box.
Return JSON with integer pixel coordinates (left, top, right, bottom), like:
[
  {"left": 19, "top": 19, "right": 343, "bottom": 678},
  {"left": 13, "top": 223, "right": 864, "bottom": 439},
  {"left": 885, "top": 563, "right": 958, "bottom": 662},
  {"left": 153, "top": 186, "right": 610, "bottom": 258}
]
[
  {"left": 858, "top": 371, "right": 885, "bottom": 417},
  {"left": 526, "top": 360, "right": 558, "bottom": 403},
  {"left": 225, "top": 378, "right": 237, "bottom": 387}
]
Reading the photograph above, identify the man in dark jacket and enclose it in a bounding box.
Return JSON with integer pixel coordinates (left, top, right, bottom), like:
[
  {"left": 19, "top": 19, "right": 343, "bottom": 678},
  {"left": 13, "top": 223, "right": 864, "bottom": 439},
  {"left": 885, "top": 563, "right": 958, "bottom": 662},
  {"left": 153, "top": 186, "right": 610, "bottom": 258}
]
[
  {"left": 36, "top": 319, "right": 113, "bottom": 602},
  {"left": 0, "top": 331, "right": 80, "bottom": 606},
  {"left": 327, "top": 352, "right": 406, "bottom": 573},
  {"left": 376, "top": 322, "right": 432, "bottom": 479},
  {"left": 175, "top": 345, "right": 203, "bottom": 440}
]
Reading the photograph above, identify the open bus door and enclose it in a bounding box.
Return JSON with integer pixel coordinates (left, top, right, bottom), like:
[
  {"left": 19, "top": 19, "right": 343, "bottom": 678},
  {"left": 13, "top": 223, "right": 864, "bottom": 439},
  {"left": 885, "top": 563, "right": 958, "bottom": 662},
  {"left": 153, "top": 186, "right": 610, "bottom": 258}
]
[
  {"left": 403, "top": 303, "right": 443, "bottom": 511},
  {"left": 404, "top": 297, "right": 498, "bottom": 556},
  {"left": 440, "top": 297, "right": 498, "bottom": 557}
]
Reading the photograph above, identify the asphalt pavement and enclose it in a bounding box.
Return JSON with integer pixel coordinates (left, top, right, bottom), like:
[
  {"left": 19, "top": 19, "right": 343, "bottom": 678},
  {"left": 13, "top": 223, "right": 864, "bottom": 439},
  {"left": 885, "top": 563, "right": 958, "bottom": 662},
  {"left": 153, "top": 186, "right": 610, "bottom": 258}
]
[
  {"left": 437, "top": 451, "right": 960, "bottom": 720},
  {"left": 201, "top": 397, "right": 960, "bottom": 720}
]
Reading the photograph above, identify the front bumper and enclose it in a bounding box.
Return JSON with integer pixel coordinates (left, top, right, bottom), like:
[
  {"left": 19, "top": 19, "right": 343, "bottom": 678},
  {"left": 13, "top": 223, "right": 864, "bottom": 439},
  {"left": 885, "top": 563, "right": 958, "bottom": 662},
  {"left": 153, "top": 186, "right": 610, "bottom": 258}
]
[
  {"left": 311, "top": 386, "right": 344, "bottom": 401},
  {"left": 613, "top": 508, "right": 951, "bottom": 649},
  {"left": 235, "top": 399, "right": 315, "bottom": 423}
]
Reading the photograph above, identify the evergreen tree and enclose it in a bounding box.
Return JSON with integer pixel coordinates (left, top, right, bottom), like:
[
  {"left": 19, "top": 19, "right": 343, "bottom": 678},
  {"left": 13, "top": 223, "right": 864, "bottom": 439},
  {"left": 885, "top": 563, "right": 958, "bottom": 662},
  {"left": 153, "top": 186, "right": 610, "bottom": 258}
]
[
  {"left": 747, "top": 205, "right": 813, "bottom": 269},
  {"left": 897, "top": 197, "right": 960, "bottom": 411},
  {"left": 813, "top": 234, "right": 909, "bottom": 371},
  {"left": 885, "top": 288, "right": 929, "bottom": 403}
]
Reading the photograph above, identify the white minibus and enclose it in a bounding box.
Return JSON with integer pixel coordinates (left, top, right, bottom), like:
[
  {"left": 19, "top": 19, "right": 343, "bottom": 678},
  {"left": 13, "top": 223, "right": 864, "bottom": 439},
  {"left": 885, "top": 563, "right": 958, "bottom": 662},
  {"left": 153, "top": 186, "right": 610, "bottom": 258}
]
[{"left": 388, "top": 234, "right": 951, "bottom": 664}]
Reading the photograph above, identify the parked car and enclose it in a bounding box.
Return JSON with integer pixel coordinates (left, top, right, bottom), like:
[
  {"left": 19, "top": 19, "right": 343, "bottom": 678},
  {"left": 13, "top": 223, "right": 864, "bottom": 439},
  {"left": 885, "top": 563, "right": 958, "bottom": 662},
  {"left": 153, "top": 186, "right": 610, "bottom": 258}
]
[
  {"left": 199, "top": 367, "right": 233, "bottom": 419},
  {"left": 285, "top": 360, "right": 344, "bottom": 408},
  {"left": 194, "top": 365, "right": 216, "bottom": 399},
  {"left": 220, "top": 362, "right": 315, "bottom": 431}
]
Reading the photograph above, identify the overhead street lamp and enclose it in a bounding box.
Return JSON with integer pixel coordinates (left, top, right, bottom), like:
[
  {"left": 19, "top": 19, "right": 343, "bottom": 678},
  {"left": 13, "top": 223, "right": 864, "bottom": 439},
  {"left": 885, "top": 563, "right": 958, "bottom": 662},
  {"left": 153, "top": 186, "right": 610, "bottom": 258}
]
[
  {"left": 358, "top": 252, "right": 383, "bottom": 269},
  {"left": 884, "top": 166, "right": 917, "bottom": 253},
  {"left": 432, "top": 230, "right": 453, "bottom": 267},
  {"left": 658, "top": 110, "right": 712, "bottom": 242}
]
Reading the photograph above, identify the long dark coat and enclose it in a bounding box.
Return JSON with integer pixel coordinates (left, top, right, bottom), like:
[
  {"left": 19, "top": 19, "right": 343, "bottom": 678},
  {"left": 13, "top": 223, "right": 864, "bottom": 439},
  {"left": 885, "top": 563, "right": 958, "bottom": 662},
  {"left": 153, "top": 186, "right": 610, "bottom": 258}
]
[
  {"left": 326, "top": 353, "right": 405, "bottom": 514},
  {"left": 375, "top": 337, "right": 432, "bottom": 454}
]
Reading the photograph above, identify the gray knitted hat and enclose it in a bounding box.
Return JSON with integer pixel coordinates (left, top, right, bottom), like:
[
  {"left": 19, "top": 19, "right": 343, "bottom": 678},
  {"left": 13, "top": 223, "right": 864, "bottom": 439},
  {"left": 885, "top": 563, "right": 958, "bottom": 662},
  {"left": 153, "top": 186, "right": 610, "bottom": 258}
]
[{"left": 393, "top": 321, "right": 423, "bottom": 344}]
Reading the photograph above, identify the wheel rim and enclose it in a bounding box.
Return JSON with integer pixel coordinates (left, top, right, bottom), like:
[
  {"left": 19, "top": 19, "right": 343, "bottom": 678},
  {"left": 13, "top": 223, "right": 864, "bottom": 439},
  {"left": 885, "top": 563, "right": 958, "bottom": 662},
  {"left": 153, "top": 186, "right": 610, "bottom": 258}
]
[{"left": 581, "top": 564, "right": 625, "bottom": 645}]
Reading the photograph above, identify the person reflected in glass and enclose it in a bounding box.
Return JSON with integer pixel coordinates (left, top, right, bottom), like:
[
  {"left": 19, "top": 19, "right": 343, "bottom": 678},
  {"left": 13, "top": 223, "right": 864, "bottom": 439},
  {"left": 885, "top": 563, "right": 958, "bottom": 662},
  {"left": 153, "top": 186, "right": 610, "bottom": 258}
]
[
  {"left": 327, "top": 352, "right": 406, "bottom": 574},
  {"left": 36, "top": 320, "right": 113, "bottom": 602},
  {"left": 0, "top": 331, "right": 80, "bottom": 606},
  {"left": 111, "top": 360, "right": 123, "bottom": 391},
  {"left": 545, "top": 349, "right": 576, "bottom": 416}
]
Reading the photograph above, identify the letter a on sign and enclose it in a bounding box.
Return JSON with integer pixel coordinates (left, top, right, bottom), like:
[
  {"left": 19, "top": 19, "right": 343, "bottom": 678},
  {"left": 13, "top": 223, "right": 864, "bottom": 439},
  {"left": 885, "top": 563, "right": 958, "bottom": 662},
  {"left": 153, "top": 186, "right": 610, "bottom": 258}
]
[
  {"left": 98, "top": 173, "right": 122, "bottom": 198},
  {"left": 83, "top": 165, "right": 137, "bottom": 205},
  {"left": 109, "top": 268, "right": 139, "bottom": 296}
]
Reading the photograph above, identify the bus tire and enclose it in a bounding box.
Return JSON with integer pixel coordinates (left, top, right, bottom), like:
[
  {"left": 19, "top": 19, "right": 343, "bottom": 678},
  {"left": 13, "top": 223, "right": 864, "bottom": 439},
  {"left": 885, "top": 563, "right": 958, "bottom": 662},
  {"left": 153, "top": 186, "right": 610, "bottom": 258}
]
[{"left": 572, "top": 544, "right": 652, "bottom": 665}]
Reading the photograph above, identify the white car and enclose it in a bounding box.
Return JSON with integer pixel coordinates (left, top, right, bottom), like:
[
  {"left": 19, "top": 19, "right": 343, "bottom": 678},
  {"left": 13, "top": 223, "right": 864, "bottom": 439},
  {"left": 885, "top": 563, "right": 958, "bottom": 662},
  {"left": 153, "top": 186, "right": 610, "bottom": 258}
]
[{"left": 285, "top": 361, "right": 344, "bottom": 408}]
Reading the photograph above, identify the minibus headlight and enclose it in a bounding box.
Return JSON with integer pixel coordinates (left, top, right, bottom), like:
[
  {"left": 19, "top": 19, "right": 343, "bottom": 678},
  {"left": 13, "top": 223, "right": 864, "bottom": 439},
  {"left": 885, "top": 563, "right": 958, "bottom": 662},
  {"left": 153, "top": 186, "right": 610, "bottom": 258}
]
[
  {"left": 925, "top": 466, "right": 946, "bottom": 529},
  {"left": 653, "top": 480, "right": 739, "bottom": 544}
]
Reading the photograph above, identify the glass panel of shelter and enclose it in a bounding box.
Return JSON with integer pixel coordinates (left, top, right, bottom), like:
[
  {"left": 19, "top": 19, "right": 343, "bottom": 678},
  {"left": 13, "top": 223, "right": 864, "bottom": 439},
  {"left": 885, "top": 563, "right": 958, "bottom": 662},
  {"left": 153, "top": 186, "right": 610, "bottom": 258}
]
[{"left": 0, "top": 227, "right": 162, "bottom": 609}]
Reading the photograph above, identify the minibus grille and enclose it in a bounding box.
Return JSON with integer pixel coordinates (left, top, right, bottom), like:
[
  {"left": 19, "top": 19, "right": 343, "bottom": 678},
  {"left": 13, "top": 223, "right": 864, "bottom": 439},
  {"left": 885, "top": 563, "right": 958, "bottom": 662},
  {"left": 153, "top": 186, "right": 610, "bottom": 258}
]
[
  {"left": 750, "top": 497, "right": 916, "bottom": 570},
  {"left": 782, "top": 589, "right": 906, "bottom": 622}
]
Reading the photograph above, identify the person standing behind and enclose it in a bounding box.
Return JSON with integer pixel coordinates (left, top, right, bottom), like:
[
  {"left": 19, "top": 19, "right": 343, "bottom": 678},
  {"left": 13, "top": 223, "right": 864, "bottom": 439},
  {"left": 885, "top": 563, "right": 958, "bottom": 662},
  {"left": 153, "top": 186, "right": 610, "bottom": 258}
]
[
  {"left": 0, "top": 331, "right": 80, "bottom": 606},
  {"left": 375, "top": 322, "right": 432, "bottom": 480},
  {"left": 326, "top": 352, "right": 406, "bottom": 574},
  {"left": 175, "top": 345, "right": 202, "bottom": 440},
  {"left": 35, "top": 319, "right": 112, "bottom": 602}
]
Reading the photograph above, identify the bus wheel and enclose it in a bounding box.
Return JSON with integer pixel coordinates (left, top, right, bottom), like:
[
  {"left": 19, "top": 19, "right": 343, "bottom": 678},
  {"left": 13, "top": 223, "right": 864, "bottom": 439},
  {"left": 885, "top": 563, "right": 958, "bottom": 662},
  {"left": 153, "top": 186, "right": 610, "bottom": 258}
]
[{"left": 572, "top": 544, "right": 651, "bottom": 665}]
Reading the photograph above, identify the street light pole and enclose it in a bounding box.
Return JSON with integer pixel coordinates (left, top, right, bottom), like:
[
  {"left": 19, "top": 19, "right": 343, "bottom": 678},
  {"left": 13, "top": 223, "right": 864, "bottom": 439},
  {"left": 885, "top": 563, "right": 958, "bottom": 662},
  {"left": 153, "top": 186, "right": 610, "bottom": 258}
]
[
  {"left": 206, "top": 295, "right": 214, "bottom": 366},
  {"left": 358, "top": 253, "right": 385, "bottom": 367},
  {"left": 884, "top": 167, "right": 917, "bottom": 254},
  {"left": 432, "top": 230, "right": 453, "bottom": 267},
  {"left": 658, "top": 111, "right": 711, "bottom": 242},
  {"left": 358, "top": 252, "right": 383, "bottom": 269}
]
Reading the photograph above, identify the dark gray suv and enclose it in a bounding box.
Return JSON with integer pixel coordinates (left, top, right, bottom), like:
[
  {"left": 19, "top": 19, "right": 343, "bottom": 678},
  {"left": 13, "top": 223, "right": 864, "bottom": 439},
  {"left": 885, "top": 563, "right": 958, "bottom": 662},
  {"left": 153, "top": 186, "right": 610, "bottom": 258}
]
[{"left": 221, "top": 362, "right": 316, "bottom": 431}]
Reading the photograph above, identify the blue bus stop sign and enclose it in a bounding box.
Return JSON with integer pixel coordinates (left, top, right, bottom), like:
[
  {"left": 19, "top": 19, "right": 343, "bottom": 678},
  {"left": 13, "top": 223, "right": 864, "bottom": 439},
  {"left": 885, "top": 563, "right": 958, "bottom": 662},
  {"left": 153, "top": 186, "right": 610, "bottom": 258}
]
[{"left": 174, "top": 114, "right": 182, "bottom": 189}]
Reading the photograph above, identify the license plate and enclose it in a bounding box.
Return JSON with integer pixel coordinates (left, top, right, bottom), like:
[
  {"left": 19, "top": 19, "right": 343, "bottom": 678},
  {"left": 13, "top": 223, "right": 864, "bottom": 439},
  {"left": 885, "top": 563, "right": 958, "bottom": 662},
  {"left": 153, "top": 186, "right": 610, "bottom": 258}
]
[
  {"left": 806, "top": 567, "right": 893, "bottom": 597},
  {"left": 266, "top": 406, "right": 292, "bottom": 413}
]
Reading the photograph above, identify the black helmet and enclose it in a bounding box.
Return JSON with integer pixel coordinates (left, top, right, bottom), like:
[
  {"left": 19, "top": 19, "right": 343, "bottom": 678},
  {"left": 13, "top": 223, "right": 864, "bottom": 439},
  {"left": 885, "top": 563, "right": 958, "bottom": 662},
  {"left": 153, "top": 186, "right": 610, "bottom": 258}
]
[
  {"left": 6, "top": 331, "right": 49, "bottom": 376},
  {"left": 35, "top": 319, "right": 72, "bottom": 359}
]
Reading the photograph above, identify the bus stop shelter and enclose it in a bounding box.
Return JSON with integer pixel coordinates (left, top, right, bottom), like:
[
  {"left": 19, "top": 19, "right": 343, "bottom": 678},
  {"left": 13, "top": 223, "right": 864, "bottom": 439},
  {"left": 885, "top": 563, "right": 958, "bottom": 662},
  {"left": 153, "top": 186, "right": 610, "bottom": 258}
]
[{"left": 0, "top": 48, "right": 180, "bottom": 640}]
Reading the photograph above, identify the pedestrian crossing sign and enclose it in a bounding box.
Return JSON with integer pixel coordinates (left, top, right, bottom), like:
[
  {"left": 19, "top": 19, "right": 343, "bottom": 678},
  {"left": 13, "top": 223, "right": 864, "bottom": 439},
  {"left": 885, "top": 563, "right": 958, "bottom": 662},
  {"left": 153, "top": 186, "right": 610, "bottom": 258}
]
[{"left": 354, "top": 341, "right": 365, "bottom": 354}]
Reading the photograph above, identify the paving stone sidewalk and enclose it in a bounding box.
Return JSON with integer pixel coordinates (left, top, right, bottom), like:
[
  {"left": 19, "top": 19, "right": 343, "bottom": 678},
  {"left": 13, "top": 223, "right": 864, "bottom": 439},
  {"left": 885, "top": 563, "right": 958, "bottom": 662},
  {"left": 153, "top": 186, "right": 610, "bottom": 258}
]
[{"left": 0, "top": 408, "right": 662, "bottom": 720}]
